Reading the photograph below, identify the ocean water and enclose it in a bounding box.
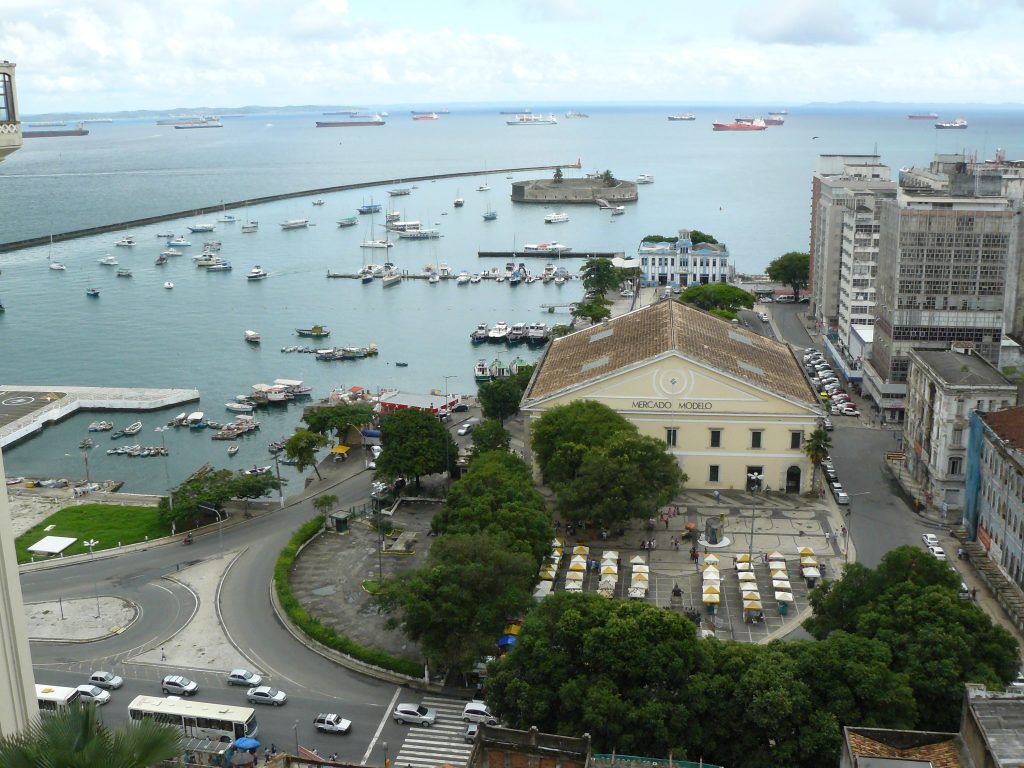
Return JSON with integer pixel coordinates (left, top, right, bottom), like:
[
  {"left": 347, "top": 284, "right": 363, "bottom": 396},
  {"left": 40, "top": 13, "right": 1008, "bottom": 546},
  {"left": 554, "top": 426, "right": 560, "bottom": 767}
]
[{"left": 2, "top": 106, "right": 1024, "bottom": 490}]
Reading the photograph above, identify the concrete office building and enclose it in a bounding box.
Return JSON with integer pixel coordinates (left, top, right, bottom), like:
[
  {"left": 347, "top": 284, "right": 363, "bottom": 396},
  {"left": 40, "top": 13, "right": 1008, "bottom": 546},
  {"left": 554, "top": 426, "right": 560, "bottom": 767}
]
[
  {"left": 864, "top": 154, "right": 1024, "bottom": 422},
  {"left": 903, "top": 347, "right": 1017, "bottom": 516},
  {"left": 637, "top": 230, "right": 730, "bottom": 288},
  {"left": 0, "top": 61, "right": 37, "bottom": 736},
  {"left": 521, "top": 300, "right": 823, "bottom": 493}
]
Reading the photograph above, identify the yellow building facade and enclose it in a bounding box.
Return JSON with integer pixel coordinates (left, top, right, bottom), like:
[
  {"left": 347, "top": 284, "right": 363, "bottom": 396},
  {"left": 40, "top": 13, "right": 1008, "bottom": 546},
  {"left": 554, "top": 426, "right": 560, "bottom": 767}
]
[{"left": 522, "top": 301, "right": 824, "bottom": 493}]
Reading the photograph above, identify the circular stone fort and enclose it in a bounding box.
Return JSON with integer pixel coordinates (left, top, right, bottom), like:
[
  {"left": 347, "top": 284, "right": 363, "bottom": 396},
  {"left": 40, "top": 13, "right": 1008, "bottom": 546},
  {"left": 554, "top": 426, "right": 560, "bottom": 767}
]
[{"left": 511, "top": 177, "right": 639, "bottom": 204}]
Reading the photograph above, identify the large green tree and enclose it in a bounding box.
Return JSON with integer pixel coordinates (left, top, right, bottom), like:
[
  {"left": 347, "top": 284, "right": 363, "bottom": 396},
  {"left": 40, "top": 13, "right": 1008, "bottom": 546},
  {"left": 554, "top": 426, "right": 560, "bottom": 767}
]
[
  {"left": 571, "top": 299, "right": 612, "bottom": 324},
  {"left": 766, "top": 251, "right": 810, "bottom": 301},
  {"left": 486, "top": 593, "right": 704, "bottom": 755},
  {"left": 678, "top": 283, "right": 755, "bottom": 319},
  {"left": 805, "top": 546, "right": 1020, "bottom": 730},
  {"left": 377, "top": 533, "right": 535, "bottom": 678},
  {"left": 469, "top": 419, "right": 511, "bottom": 456},
  {"left": 285, "top": 428, "right": 329, "bottom": 480},
  {"left": 158, "top": 468, "right": 237, "bottom": 527},
  {"left": 531, "top": 400, "right": 635, "bottom": 479},
  {"left": 580, "top": 257, "right": 621, "bottom": 296},
  {"left": 478, "top": 377, "right": 525, "bottom": 423},
  {"left": 802, "top": 427, "right": 832, "bottom": 493},
  {"left": 303, "top": 402, "right": 374, "bottom": 444},
  {"left": 376, "top": 407, "right": 457, "bottom": 488},
  {"left": 0, "top": 703, "right": 182, "bottom": 768},
  {"left": 233, "top": 471, "right": 283, "bottom": 513}
]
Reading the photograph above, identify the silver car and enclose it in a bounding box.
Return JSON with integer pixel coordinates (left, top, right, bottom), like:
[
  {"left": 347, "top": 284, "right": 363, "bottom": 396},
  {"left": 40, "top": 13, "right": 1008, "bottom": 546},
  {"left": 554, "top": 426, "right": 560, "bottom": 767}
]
[
  {"left": 247, "top": 686, "right": 287, "bottom": 706},
  {"left": 89, "top": 671, "right": 123, "bottom": 690},
  {"left": 76, "top": 685, "right": 111, "bottom": 705},
  {"left": 161, "top": 675, "right": 199, "bottom": 696},
  {"left": 393, "top": 702, "right": 437, "bottom": 726},
  {"left": 227, "top": 669, "right": 263, "bottom": 687}
]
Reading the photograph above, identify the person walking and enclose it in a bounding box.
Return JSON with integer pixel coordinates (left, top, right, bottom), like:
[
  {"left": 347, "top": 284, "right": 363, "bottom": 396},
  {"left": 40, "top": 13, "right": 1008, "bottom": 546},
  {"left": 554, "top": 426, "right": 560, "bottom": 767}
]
[{"left": 713, "top": 490, "right": 721, "bottom": 504}]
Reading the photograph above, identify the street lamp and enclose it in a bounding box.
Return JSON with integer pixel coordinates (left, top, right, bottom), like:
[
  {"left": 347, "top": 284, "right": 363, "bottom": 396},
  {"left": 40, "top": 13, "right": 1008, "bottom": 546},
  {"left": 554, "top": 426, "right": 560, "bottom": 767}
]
[
  {"left": 84, "top": 538, "right": 101, "bottom": 618},
  {"left": 79, "top": 446, "right": 91, "bottom": 486},
  {"left": 382, "top": 740, "right": 389, "bottom": 768},
  {"left": 272, "top": 453, "right": 284, "bottom": 508},
  {"left": 155, "top": 427, "right": 173, "bottom": 515},
  {"left": 198, "top": 503, "right": 224, "bottom": 558},
  {"left": 746, "top": 471, "right": 764, "bottom": 563},
  {"left": 443, "top": 375, "right": 456, "bottom": 477},
  {"left": 844, "top": 492, "right": 871, "bottom": 565},
  {"left": 293, "top": 719, "right": 299, "bottom": 756}
]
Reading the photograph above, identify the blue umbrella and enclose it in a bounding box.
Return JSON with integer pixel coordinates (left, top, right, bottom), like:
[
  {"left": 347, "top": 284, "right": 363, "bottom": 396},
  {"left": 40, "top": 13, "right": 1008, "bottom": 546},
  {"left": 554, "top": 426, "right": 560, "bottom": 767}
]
[{"left": 234, "top": 737, "right": 261, "bottom": 751}]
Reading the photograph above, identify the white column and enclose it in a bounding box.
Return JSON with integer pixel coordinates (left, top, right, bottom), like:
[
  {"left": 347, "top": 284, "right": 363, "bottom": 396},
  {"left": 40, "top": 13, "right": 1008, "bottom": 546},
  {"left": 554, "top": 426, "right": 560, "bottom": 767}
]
[{"left": 0, "top": 448, "right": 38, "bottom": 735}]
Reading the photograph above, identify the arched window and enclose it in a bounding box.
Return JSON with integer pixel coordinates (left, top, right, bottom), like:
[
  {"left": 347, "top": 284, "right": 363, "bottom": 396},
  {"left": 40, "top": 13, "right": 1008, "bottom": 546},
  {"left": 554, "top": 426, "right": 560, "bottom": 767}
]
[{"left": 0, "top": 73, "right": 14, "bottom": 123}]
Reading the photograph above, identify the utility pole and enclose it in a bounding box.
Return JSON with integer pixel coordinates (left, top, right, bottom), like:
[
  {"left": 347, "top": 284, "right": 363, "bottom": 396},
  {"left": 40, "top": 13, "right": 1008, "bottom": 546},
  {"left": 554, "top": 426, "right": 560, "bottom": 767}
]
[
  {"left": 443, "top": 375, "right": 456, "bottom": 477},
  {"left": 746, "top": 471, "right": 764, "bottom": 564},
  {"left": 84, "top": 539, "right": 101, "bottom": 618}
]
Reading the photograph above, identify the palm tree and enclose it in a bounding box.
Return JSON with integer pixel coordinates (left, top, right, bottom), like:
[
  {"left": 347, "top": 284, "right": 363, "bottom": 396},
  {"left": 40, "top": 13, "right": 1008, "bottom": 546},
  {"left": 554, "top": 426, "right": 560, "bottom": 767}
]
[
  {"left": 803, "top": 427, "right": 832, "bottom": 493},
  {"left": 0, "top": 703, "right": 182, "bottom": 767}
]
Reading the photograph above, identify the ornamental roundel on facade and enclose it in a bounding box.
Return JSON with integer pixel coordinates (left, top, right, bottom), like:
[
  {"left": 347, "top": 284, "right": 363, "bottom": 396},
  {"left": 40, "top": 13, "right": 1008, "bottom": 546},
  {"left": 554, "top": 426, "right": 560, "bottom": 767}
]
[{"left": 654, "top": 368, "right": 695, "bottom": 397}]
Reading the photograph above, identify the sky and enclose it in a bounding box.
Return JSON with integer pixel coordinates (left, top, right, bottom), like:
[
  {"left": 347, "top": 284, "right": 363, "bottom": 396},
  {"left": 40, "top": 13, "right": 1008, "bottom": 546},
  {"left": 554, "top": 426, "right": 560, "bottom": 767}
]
[{"left": 4, "top": 0, "right": 1024, "bottom": 113}]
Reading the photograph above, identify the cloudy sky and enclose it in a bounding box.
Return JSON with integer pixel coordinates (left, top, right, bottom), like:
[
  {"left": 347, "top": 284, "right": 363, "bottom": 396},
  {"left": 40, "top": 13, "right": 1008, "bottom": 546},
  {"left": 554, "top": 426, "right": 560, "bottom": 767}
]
[{"left": 4, "top": 0, "right": 1024, "bottom": 113}]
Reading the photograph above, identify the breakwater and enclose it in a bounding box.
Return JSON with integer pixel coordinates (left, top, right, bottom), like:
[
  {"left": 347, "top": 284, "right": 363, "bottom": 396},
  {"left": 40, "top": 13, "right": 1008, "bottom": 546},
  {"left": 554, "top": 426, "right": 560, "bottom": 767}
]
[{"left": 0, "top": 162, "right": 581, "bottom": 253}]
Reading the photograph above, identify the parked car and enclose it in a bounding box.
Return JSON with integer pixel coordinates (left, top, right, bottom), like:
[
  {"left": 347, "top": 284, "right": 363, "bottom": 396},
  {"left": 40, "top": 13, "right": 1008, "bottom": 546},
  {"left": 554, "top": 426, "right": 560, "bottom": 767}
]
[
  {"left": 314, "top": 713, "right": 352, "bottom": 733},
  {"left": 451, "top": 403, "right": 469, "bottom": 413},
  {"left": 841, "top": 407, "right": 861, "bottom": 417},
  {"left": 922, "top": 533, "right": 939, "bottom": 547},
  {"left": 823, "top": 465, "right": 839, "bottom": 482},
  {"left": 619, "top": 289, "right": 635, "bottom": 298},
  {"left": 76, "top": 685, "right": 111, "bottom": 705},
  {"left": 465, "top": 723, "right": 480, "bottom": 743},
  {"left": 89, "top": 671, "right": 123, "bottom": 690},
  {"left": 247, "top": 686, "right": 287, "bottom": 706},
  {"left": 226, "top": 669, "right": 263, "bottom": 687},
  {"left": 830, "top": 482, "right": 849, "bottom": 504},
  {"left": 393, "top": 702, "right": 437, "bottom": 726},
  {"left": 162, "top": 675, "right": 199, "bottom": 696},
  {"left": 759, "top": 312, "right": 769, "bottom": 322},
  {"left": 821, "top": 418, "right": 834, "bottom": 431},
  {"left": 1010, "top": 671, "right": 1024, "bottom": 689},
  {"left": 462, "top": 700, "right": 499, "bottom": 725},
  {"left": 928, "top": 545, "right": 947, "bottom": 561}
]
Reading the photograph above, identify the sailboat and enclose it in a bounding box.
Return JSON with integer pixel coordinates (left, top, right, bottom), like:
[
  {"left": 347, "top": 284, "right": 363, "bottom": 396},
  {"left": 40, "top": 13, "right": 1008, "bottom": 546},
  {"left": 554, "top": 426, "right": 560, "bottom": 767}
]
[
  {"left": 361, "top": 206, "right": 393, "bottom": 249},
  {"left": 477, "top": 164, "right": 491, "bottom": 192},
  {"left": 47, "top": 235, "right": 66, "bottom": 270},
  {"left": 454, "top": 188, "right": 464, "bottom": 208},
  {"left": 483, "top": 204, "right": 497, "bottom": 221},
  {"left": 241, "top": 205, "right": 258, "bottom": 232}
]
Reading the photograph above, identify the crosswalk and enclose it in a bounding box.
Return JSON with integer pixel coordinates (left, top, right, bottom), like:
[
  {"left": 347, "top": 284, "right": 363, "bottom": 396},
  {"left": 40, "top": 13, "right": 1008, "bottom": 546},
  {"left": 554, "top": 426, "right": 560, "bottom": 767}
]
[{"left": 392, "top": 696, "right": 474, "bottom": 768}]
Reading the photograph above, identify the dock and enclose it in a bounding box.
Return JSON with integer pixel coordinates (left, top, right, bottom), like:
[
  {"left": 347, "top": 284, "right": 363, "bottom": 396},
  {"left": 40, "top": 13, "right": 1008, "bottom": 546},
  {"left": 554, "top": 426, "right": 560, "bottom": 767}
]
[
  {"left": 477, "top": 251, "right": 624, "bottom": 259},
  {"left": 0, "top": 386, "right": 201, "bottom": 449}
]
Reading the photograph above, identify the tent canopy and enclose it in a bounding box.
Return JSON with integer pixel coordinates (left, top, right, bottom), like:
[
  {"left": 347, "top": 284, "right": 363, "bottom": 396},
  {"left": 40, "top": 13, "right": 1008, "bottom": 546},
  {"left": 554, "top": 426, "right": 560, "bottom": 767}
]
[{"left": 330, "top": 445, "right": 350, "bottom": 455}]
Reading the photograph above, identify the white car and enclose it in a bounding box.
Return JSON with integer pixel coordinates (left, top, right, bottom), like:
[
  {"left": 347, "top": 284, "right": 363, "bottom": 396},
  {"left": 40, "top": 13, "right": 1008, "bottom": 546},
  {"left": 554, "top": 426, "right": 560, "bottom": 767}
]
[
  {"left": 314, "top": 713, "right": 352, "bottom": 733},
  {"left": 76, "top": 685, "right": 111, "bottom": 705},
  {"left": 457, "top": 421, "right": 475, "bottom": 436},
  {"left": 88, "top": 671, "right": 123, "bottom": 690},
  {"left": 928, "top": 545, "right": 947, "bottom": 561},
  {"left": 921, "top": 533, "right": 939, "bottom": 547},
  {"left": 393, "top": 702, "right": 437, "bottom": 726},
  {"left": 759, "top": 312, "right": 769, "bottom": 322},
  {"left": 462, "top": 700, "right": 499, "bottom": 725},
  {"left": 619, "top": 289, "right": 634, "bottom": 297},
  {"left": 227, "top": 669, "right": 263, "bottom": 687},
  {"left": 247, "top": 686, "right": 287, "bottom": 706},
  {"left": 841, "top": 407, "right": 861, "bottom": 417}
]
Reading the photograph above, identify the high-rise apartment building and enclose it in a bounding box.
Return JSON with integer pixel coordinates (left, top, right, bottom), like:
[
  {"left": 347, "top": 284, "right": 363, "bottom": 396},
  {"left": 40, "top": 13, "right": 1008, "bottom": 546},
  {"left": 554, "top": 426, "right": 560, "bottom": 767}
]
[{"left": 864, "top": 154, "right": 1024, "bottom": 422}]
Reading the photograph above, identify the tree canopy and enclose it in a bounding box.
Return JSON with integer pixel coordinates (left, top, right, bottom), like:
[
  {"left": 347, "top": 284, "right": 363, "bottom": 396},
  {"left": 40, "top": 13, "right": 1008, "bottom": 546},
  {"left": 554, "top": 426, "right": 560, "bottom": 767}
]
[
  {"left": 376, "top": 407, "right": 457, "bottom": 488},
  {"left": 580, "top": 258, "right": 621, "bottom": 296},
  {"left": 688, "top": 229, "right": 718, "bottom": 245},
  {"left": 158, "top": 468, "right": 281, "bottom": 527},
  {"left": 302, "top": 402, "right": 374, "bottom": 444},
  {"left": 678, "top": 283, "right": 754, "bottom": 319},
  {"left": 803, "top": 428, "right": 832, "bottom": 491},
  {"left": 285, "top": 428, "right": 329, "bottom": 480},
  {"left": 470, "top": 419, "right": 512, "bottom": 456},
  {"left": 766, "top": 251, "right": 810, "bottom": 300},
  {"left": 571, "top": 300, "right": 611, "bottom": 324},
  {"left": 530, "top": 400, "right": 638, "bottom": 480},
  {"left": 478, "top": 377, "right": 525, "bottom": 423}
]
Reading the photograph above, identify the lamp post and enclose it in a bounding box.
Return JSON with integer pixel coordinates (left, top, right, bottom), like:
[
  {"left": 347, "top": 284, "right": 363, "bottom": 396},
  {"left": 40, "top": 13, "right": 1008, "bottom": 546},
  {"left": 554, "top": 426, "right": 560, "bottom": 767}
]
[
  {"left": 382, "top": 740, "right": 389, "bottom": 768},
  {"left": 155, "top": 426, "right": 172, "bottom": 515},
  {"left": 293, "top": 719, "right": 299, "bottom": 756},
  {"left": 79, "top": 446, "right": 91, "bottom": 486},
  {"left": 273, "top": 452, "right": 284, "bottom": 508},
  {"left": 198, "top": 503, "right": 224, "bottom": 558},
  {"left": 443, "top": 375, "right": 456, "bottom": 477},
  {"left": 84, "top": 538, "right": 101, "bottom": 618},
  {"left": 844, "top": 492, "right": 870, "bottom": 565},
  {"left": 746, "top": 471, "right": 764, "bottom": 563}
]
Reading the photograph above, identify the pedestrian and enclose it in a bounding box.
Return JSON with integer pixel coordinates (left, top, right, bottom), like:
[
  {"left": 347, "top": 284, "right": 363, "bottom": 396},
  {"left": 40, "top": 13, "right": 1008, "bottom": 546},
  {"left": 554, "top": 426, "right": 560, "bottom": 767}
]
[
  {"left": 713, "top": 490, "right": 721, "bottom": 504},
  {"left": 664, "top": 516, "right": 669, "bottom": 529},
  {"left": 650, "top": 538, "right": 657, "bottom": 550},
  {"left": 331, "top": 754, "right": 338, "bottom": 762},
  {"left": 971, "top": 587, "right": 977, "bottom": 601},
  {"left": 271, "top": 744, "right": 277, "bottom": 756},
  {"left": 161, "top": 647, "right": 166, "bottom": 661},
  {"left": 264, "top": 747, "right": 271, "bottom": 764}
]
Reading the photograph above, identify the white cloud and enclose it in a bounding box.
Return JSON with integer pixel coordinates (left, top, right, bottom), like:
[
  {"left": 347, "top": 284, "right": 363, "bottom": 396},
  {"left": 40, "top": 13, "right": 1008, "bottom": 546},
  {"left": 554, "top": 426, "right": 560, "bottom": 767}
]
[{"left": 734, "top": 0, "right": 868, "bottom": 46}]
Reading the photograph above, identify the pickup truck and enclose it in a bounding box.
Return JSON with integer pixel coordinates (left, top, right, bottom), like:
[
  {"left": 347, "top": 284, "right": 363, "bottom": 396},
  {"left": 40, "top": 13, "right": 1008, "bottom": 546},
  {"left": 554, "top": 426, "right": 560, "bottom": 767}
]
[{"left": 314, "top": 713, "right": 352, "bottom": 734}]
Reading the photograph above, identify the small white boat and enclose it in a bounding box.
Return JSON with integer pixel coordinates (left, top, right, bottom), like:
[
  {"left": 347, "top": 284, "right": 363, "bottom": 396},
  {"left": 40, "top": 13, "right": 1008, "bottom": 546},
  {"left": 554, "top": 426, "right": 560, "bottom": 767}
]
[
  {"left": 187, "top": 223, "right": 216, "bottom": 233},
  {"left": 453, "top": 197, "right": 465, "bottom": 208},
  {"left": 636, "top": 173, "right": 655, "bottom": 184},
  {"left": 227, "top": 444, "right": 239, "bottom": 456},
  {"left": 123, "top": 421, "right": 143, "bottom": 435},
  {"left": 361, "top": 239, "right": 394, "bottom": 249},
  {"left": 610, "top": 205, "right": 625, "bottom": 215},
  {"left": 226, "top": 402, "right": 255, "bottom": 413},
  {"left": 114, "top": 236, "right": 137, "bottom": 247},
  {"left": 161, "top": 248, "right": 183, "bottom": 257},
  {"left": 164, "top": 281, "right": 174, "bottom": 289},
  {"left": 312, "top": 199, "right": 325, "bottom": 206},
  {"left": 241, "top": 221, "right": 259, "bottom": 233},
  {"left": 244, "top": 329, "right": 261, "bottom": 343},
  {"left": 49, "top": 262, "right": 66, "bottom": 271},
  {"left": 456, "top": 271, "right": 471, "bottom": 285},
  {"left": 469, "top": 274, "right": 482, "bottom": 284},
  {"left": 218, "top": 213, "right": 238, "bottom": 223},
  {"left": 476, "top": 183, "right": 490, "bottom": 192},
  {"left": 98, "top": 255, "right": 119, "bottom": 266},
  {"left": 544, "top": 212, "right": 569, "bottom": 224},
  {"left": 280, "top": 218, "right": 310, "bottom": 230},
  {"left": 167, "top": 237, "right": 191, "bottom": 246},
  {"left": 247, "top": 265, "right": 269, "bottom": 281}
]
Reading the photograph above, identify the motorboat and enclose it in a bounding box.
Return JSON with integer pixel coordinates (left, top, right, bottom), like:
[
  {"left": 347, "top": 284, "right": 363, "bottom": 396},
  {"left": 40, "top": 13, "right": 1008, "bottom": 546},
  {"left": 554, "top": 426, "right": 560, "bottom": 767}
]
[
  {"left": 205, "top": 261, "right": 232, "bottom": 272},
  {"left": 667, "top": 113, "right": 696, "bottom": 121},
  {"left": 155, "top": 255, "right": 168, "bottom": 265},
  {"left": 98, "top": 255, "right": 118, "bottom": 266},
  {"left": 476, "top": 183, "right": 490, "bottom": 191},
  {"left": 610, "top": 205, "right": 625, "bottom": 215},
  {"left": 244, "top": 465, "right": 272, "bottom": 476},
  {"left": 507, "top": 322, "right": 527, "bottom": 344},
  {"left": 453, "top": 196, "right": 465, "bottom": 208},
  {"left": 204, "top": 240, "right": 222, "bottom": 250},
  {"left": 456, "top": 271, "right": 471, "bottom": 285},
  {"left": 86, "top": 288, "right": 100, "bottom": 297},
  {"left": 388, "top": 188, "right": 411, "bottom": 197},
  {"left": 164, "top": 281, "right": 174, "bottom": 289},
  {"left": 636, "top": 174, "right": 655, "bottom": 184},
  {"left": 123, "top": 421, "right": 143, "bottom": 435},
  {"left": 245, "top": 329, "right": 261, "bottom": 344},
  {"left": 161, "top": 248, "right": 183, "bottom": 257},
  {"left": 274, "top": 379, "right": 312, "bottom": 396},
  {"left": 438, "top": 263, "right": 452, "bottom": 278},
  {"left": 544, "top": 212, "right": 569, "bottom": 224},
  {"left": 312, "top": 199, "right": 326, "bottom": 206},
  {"left": 116, "top": 268, "right": 133, "bottom": 277},
  {"left": 187, "top": 223, "right": 216, "bottom": 233},
  {"left": 167, "top": 237, "right": 191, "bottom": 246},
  {"left": 115, "top": 236, "right": 136, "bottom": 247},
  {"left": 241, "top": 221, "right": 259, "bottom": 233},
  {"left": 88, "top": 421, "right": 113, "bottom": 432},
  {"left": 247, "top": 265, "right": 269, "bottom": 281},
  {"left": 280, "top": 218, "right": 310, "bottom": 230},
  {"left": 186, "top": 412, "right": 205, "bottom": 428},
  {"left": 428, "top": 273, "right": 440, "bottom": 284},
  {"left": 469, "top": 274, "right": 482, "bottom": 284},
  {"left": 49, "top": 262, "right": 66, "bottom": 270},
  {"left": 488, "top": 321, "right": 510, "bottom": 342},
  {"left": 194, "top": 254, "right": 224, "bottom": 267},
  {"left": 474, "top": 359, "right": 492, "bottom": 382},
  {"left": 156, "top": 231, "right": 175, "bottom": 238},
  {"left": 935, "top": 118, "right": 968, "bottom": 129},
  {"left": 296, "top": 324, "right": 330, "bottom": 338},
  {"left": 227, "top": 445, "right": 239, "bottom": 456},
  {"left": 361, "top": 239, "right": 394, "bottom": 249},
  {"left": 218, "top": 213, "right": 238, "bottom": 223},
  {"left": 397, "top": 229, "right": 441, "bottom": 239},
  {"left": 523, "top": 242, "right": 572, "bottom": 254},
  {"left": 554, "top": 276, "right": 566, "bottom": 285},
  {"left": 226, "top": 402, "right": 255, "bottom": 413},
  {"left": 337, "top": 216, "right": 358, "bottom": 228}
]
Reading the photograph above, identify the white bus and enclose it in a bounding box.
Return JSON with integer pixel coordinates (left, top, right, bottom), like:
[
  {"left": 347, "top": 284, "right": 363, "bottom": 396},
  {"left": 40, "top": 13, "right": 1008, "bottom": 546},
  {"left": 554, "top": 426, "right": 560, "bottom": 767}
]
[
  {"left": 128, "top": 696, "right": 258, "bottom": 741},
  {"left": 36, "top": 684, "right": 82, "bottom": 716}
]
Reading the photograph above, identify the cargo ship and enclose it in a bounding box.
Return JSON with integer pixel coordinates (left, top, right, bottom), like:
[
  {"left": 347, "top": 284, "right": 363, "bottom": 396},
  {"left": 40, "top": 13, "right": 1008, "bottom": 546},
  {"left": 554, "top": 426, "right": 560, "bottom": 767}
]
[
  {"left": 23, "top": 121, "right": 89, "bottom": 138},
  {"left": 907, "top": 113, "right": 939, "bottom": 120},
  {"left": 763, "top": 116, "right": 785, "bottom": 126},
  {"left": 712, "top": 119, "right": 767, "bottom": 131},
  {"left": 157, "top": 116, "right": 216, "bottom": 126},
  {"left": 667, "top": 113, "right": 696, "bottom": 121},
  {"left": 412, "top": 112, "right": 439, "bottom": 120},
  {"left": 316, "top": 114, "right": 386, "bottom": 127},
  {"left": 174, "top": 118, "right": 223, "bottom": 129}
]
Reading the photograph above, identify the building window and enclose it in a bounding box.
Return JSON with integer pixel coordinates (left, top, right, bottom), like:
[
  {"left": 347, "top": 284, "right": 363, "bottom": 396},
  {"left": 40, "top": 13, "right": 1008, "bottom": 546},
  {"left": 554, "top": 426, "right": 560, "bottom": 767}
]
[
  {"left": 751, "top": 431, "right": 763, "bottom": 449},
  {"left": 666, "top": 427, "right": 678, "bottom": 447},
  {"left": 790, "top": 432, "right": 802, "bottom": 450},
  {"left": 0, "top": 73, "right": 14, "bottom": 123},
  {"left": 710, "top": 429, "right": 721, "bottom": 448},
  {"left": 949, "top": 456, "right": 963, "bottom": 476},
  {"left": 709, "top": 465, "right": 720, "bottom": 483},
  {"left": 951, "top": 428, "right": 963, "bottom": 447}
]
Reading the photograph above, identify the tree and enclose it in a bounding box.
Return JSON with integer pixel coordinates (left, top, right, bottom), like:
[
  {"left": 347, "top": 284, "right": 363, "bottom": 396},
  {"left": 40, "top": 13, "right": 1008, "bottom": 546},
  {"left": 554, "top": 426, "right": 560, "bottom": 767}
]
[
  {"left": 313, "top": 493, "right": 338, "bottom": 524},
  {"left": 689, "top": 229, "right": 718, "bottom": 245},
  {"left": 601, "top": 169, "right": 616, "bottom": 187},
  {"left": 158, "top": 468, "right": 237, "bottom": 527},
  {"left": 285, "top": 428, "right": 329, "bottom": 481},
  {"left": 579, "top": 258, "right": 621, "bottom": 295},
  {"left": 766, "top": 251, "right": 810, "bottom": 300},
  {"left": 0, "top": 703, "right": 182, "bottom": 768},
  {"left": 478, "top": 377, "right": 524, "bottom": 423},
  {"left": 470, "top": 420, "right": 511, "bottom": 456},
  {"left": 802, "top": 427, "right": 832, "bottom": 493},
  {"left": 232, "top": 471, "right": 283, "bottom": 514},
  {"left": 377, "top": 533, "right": 536, "bottom": 679},
  {"left": 553, "top": 167, "right": 563, "bottom": 183},
  {"left": 376, "top": 407, "right": 457, "bottom": 489},
  {"left": 512, "top": 363, "right": 535, "bottom": 393},
  {"left": 486, "top": 593, "right": 704, "bottom": 755},
  {"left": 678, "top": 283, "right": 754, "bottom": 319},
  {"left": 303, "top": 402, "right": 374, "bottom": 445},
  {"left": 531, "top": 400, "right": 636, "bottom": 480},
  {"left": 571, "top": 300, "right": 611, "bottom": 324}
]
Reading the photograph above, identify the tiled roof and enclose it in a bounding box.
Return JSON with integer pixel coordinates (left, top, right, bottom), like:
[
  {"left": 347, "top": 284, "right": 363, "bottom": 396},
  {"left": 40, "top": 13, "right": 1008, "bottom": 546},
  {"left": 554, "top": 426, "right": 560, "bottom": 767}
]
[
  {"left": 982, "top": 406, "right": 1024, "bottom": 450},
  {"left": 524, "top": 300, "right": 817, "bottom": 406},
  {"left": 846, "top": 729, "right": 963, "bottom": 768}
]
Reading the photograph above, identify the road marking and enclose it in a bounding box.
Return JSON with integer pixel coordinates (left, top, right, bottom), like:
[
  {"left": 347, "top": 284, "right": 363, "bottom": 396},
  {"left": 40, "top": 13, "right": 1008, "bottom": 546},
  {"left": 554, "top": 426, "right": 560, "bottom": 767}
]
[{"left": 360, "top": 685, "right": 401, "bottom": 765}]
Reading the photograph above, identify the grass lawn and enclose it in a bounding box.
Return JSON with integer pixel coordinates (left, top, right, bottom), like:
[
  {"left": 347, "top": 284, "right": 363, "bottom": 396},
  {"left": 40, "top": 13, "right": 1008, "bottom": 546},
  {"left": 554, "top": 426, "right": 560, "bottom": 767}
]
[{"left": 15, "top": 503, "right": 170, "bottom": 564}]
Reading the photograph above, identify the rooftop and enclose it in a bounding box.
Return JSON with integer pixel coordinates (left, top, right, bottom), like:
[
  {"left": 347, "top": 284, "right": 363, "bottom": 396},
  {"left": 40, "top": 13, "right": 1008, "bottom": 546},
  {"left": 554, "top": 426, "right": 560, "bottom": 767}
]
[
  {"left": 909, "top": 349, "right": 1015, "bottom": 389},
  {"left": 844, "top": 727, "right": 963, "bottom": 768},
  {"left": 524, "top": 300, "right": 817, "bottom": 406},
  {"left": 965, "top": 686, "right": 1024, "bottom": 765},
  {"left": 981, "top": 406, "right": 1024, "bottom": 450}
]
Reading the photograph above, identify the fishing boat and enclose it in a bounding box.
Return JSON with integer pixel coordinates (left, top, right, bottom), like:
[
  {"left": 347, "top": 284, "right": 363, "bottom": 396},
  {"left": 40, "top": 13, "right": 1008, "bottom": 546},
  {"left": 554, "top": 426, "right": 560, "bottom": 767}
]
[
  {"left": 296, "top": 324, "right": 330, "bottom": 338},
  {"left": 388, "top": 187, "right": 412, "bottom": 198},
  {"left": 247, "top": 265, "right": 269, "bottom": 281},
  {"left": 98, "top": 255, "right": 118, "bottom": 266},
  {"left": 245, "top": 329, "right": 261, "bottom": 344},
  {"left": 474, "top": 359, "right": 492, "bottom": 382},
  {"left": 337, "top": 216, "right": 358, "bottom": 228},
  {"left": 86, "top": 288, "right": 100, "bottom": 297},
  {"left": 116, "top": 268, "right": 133, "bottom": 277},
  {"left": 187, "top": 223, "right": 216, "bottom": 233},
  {"left": 227, "top": 445, "right": 239, "bottom": 456},
  {"left": 312, "top": 199, "right": 326, "bottom": 206},
  {"left": 115, "top": 236, "right": 137, "bottom": 247},
  {"left": 226, "top": 401, "right": 255, "bottom": 413},
  {"left": 358, "top": 201, "right": 382, "bottom": 214},
  {"left": 544, "top": 212, "right": 569, "bottom": 224},
  {"left": 164, "top": 281, "right": 174, "bottom": 289}
]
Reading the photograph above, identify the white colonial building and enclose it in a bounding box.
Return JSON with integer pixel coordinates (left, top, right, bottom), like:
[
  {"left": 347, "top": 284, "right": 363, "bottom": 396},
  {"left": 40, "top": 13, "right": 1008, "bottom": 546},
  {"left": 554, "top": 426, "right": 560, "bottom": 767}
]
[{"left": 637, "top": 230, "right": 730, "bottom": 288}]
